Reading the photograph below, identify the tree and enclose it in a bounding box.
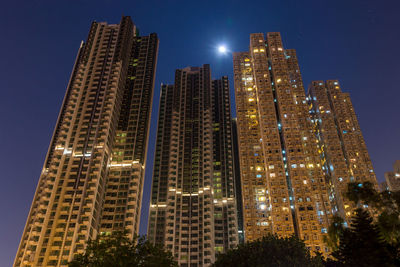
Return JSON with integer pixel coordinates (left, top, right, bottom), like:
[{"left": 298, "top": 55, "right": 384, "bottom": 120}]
[
  {"left": 68, "top": 231, "right": 177, "bottom": 267},
  {"left": 332, "top": 208, "right": 395, "bottom": 267},
  {"left": 346, "top": 182, "right": 400, "bottom": 246},
  {"left": 345, "top": 182, "right": 380, "bottom": 208},
  {"left": 213, "top": 234, "right": 324, "bottom": 267},
  {"left": 323, "top": 215, "right": 345, "bottom": 251}
]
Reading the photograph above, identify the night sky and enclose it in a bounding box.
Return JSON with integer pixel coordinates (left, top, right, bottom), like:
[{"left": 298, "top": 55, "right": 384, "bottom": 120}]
[{"left": 1, "top": 0, "right": 399, "bottom": 265}]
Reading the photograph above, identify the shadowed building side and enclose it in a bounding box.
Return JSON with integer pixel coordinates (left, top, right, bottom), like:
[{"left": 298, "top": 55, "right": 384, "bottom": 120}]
[
  {"left": 211, "top": 77, "right": 239, "bottom": 253},
  {"left": 231, "top": 118, "right": 244, "bottom": 244}
]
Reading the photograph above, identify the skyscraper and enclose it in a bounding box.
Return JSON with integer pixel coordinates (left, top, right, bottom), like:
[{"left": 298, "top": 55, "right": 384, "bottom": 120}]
[
  {"left": 383, "top": 161, "right": 400, "bottom": 192},
  {"left": 233, "top": 33, "right": 332, "bottom": 255},
  {"left": 308, "top": 80, "right": 378, "bottom": 219},
  {"left": 14, "top": 16, "right": 158, "bottom": 267},
  {"left": 148, "top": 65, "right": 238, "bottom": 266}
]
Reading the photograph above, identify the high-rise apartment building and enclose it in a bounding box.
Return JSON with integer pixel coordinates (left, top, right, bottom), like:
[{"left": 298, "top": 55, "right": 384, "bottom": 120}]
[
  {"left": 148, "top": 65, "right": 238, "bottom": 266},
  {"left": 384, "top": 160, "right": 400, "bottom": 192},
  {"left": 233, "top": 33, "right": 332, "bottom": 254},
  {"left": 15, "top": 16, "right": 158, "bottom": 267},
  {"left": 308, "top": 80, "right": 378, "bottom": 219}
]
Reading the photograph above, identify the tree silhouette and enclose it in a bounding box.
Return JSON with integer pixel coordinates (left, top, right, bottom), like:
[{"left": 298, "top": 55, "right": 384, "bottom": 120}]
[
  {"left": 346, "top": 182, "right": 400, "bottom": 246},
  {"left": 213, "top": 234, "right": 324, "bottom": 267},
  {"left": 69, "top": 231, "right": 177, "bottom": 267},
  {"left": 323, "top": 215, "right": 345, "bottom": 251},
  {"left": 332, "top": 208, "right": 394, "bottom": 266}
]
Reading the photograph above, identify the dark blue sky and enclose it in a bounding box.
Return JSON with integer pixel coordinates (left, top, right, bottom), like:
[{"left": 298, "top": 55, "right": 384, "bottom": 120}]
[{"left": 1, "top": 0, "right": 399, "bottom": 265}]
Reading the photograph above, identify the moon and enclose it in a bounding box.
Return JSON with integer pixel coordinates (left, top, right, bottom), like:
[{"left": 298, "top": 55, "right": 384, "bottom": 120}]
[{"left": 218, "top": 45, "right": 227, "bottom": 54}]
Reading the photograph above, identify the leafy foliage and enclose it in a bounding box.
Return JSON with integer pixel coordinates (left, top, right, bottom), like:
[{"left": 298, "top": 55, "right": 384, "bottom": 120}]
[
  {"left": 323, "top": 215, "right": 345, "bottom": 251},
  {"left": 346, "top": 182, "right": 400, "bottom": 245},
  {"left": 213, "top": 234, "right": 324, "bottom": 267},
  {"left": 332, "top": 208, "right": 395, "bottom": 266},
  {"left": 68, "top": 231, "right": 177, "bottom": 267},
  {"left": 345, "top": 182, "right": 380, "bottom": 207},
  {"left": 323, "top": 182, "right": 400, "bottom": 266}
]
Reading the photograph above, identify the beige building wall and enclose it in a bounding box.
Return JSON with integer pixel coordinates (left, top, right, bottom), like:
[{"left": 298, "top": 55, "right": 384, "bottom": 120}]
[
  {"left": 14, "top": 17, "right": 158, "bottom": 267},
  {"left": 233, "top": 33, "right": 331, "bottom": 256},
  {"left": 384, "top": 160, "right": 400, "bottom": 191},
  {"left": 308, "top": 81, "right": 378, "bottom": 220}
]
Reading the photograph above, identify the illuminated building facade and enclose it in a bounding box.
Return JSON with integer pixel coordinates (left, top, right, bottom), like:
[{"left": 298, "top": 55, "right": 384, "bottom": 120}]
[
  {"left": 233, "top": 33, "right": 332, "bottom": 254},
  {"left": 308, "top": 80, "right": 378, "bottom": 219},
  {"left": 384, "top": 160, "right": 400, "bottom": 192},
  {"left": 14, "top": 16, "right": 158, "bottom": 267},
  {"left": 148, "top": 66, "right": 238, "bottom": 266}
]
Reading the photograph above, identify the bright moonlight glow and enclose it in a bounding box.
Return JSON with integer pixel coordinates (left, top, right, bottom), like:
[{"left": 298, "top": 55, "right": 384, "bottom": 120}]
[{"left": 218, "top": 45, "right": 227, "bottom": 53}]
